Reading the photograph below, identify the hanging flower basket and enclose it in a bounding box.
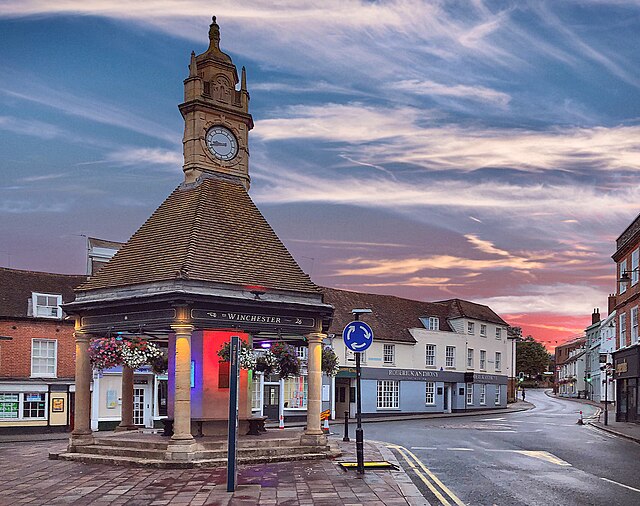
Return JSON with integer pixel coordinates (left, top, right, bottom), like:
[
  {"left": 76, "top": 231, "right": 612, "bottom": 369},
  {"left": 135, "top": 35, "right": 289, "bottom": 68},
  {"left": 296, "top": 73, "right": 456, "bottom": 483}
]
[
  {"left": 217, "top": 340, "right": 256, "bottom": 370},
  {"left": 88, "top": 337, "right": 123, "bottom": 371},
  {"left": 121, "top": 337, "right": 163, "bottom": 370},
  {"left": 255, "top": 350, "right": 278, "bottom": 375},
  {"left": 271, "top": 342, "right": 300, "bottom": 379},
  {"left": 151, "top": 351, "right": 169, "bottom": 374},
  {"left": 322, "top": 346, "right": 340, "bottom": 377}
]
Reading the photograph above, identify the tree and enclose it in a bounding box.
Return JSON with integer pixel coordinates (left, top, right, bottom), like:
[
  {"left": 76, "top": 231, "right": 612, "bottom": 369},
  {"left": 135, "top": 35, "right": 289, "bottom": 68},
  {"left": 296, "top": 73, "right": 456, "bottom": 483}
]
[{"left": 516, "top": 336, "right": 551, "bottom": 379}]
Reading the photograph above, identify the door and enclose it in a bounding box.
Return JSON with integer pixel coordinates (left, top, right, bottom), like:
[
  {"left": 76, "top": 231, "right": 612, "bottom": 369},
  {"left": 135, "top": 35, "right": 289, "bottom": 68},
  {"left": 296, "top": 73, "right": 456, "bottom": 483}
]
[
  {"left": 444, "top": 384, "right": 452, "bottom": 414},
  {"left": 335, "top": 379, "right": 351, "bottom": 420},
  {"left": 263, "top": 384, "right": 279, "bottom": 421},
  {"left": 133, "top": 387, "right": 150, "bottom": 427}
]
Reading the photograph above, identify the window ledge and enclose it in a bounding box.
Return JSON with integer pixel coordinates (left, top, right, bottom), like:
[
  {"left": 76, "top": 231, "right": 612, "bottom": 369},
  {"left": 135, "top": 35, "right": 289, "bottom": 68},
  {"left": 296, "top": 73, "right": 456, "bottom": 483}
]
[
  {"left": 383, "top": 363, "right": 395, "bottom": 367},
  {"left": 445, "top": 367, "right": 456, "bottom": 370},
  {"left": 376, "top": 407, "right": 401, "bottom": 411}
]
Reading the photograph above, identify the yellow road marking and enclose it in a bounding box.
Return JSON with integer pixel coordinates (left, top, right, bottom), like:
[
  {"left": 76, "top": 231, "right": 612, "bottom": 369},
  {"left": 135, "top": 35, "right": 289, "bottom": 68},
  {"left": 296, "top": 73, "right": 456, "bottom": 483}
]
[
  {"left": 393, "top": 446, "right": 452, "bottom": 506},
  {"left": 388, "top": 444, "right": 466, "bottom": 506},
  {"left": 516, "top": 450, "right": 571, "bottom": 466}
]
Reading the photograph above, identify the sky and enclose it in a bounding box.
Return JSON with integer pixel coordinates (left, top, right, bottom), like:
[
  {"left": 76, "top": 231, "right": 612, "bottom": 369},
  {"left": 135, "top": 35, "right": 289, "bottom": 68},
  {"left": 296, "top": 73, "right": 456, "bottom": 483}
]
[{"left": 1, "top": 1, "right": 640, "bottom": 350}]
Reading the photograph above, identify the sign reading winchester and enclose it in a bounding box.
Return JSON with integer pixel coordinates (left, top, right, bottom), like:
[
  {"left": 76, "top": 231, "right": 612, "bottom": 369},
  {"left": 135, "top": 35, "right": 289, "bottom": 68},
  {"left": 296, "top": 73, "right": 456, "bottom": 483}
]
[{"left": 191, "top": 309, "right": 315, "bottom": 329}]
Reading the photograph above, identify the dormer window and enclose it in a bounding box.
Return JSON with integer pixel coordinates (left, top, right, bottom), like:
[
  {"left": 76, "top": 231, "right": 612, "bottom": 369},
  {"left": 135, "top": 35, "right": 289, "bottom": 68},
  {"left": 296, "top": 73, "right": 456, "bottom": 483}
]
[
  {"left": 420, "top": 316, "right": 439, "bottom": 331},
  {"left": 31, "top": 293, "right": 62, "bottom": 319}
]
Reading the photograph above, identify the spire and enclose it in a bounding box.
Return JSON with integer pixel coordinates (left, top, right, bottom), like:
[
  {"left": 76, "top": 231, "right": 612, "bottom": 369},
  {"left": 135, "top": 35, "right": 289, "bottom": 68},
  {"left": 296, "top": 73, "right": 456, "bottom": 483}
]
[
  {"left": 241, "top": 66, "right": 247, "bottom": 91},
  {"left": 202, "top": 15, "right": 232, "bottom": 63},
  {"left": 189, "top": 51, "right": 197, "bottom": 77}
]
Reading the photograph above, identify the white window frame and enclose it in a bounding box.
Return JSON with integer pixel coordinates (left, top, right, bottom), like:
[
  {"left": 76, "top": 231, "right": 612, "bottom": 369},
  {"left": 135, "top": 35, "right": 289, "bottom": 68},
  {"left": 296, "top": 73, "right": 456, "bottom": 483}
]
[
  {"left": 466, "top": 383, "right": 473, "bottom": 405},
  {"left": 633, "top": 249, "right": 639, "bottom": 285},
  {"left": 445, "top": 346, "right": 455, "bottom": 368},
  {"left": 480, "top": 384, "right": 486, "bottom": 405},
  {"left": 480, "top": 324, "right": 487, "bottom": 337},
  {"left": 467, "top": 348, "right": 474, "bottom": 369},
  {"left": 425, "top": 382, "right": 435, "bottom": 405},
  {"left": 495, "top": 327, "right": 502, "bottom": 339},
  {"left": 31, "top": 292, "right": 62, "bottom": 319},
  {"left": 0, "top": 392, "right": 48, "bottom": 420},
  {"left": 495, "top": 385, "right": 501, "bottom": 405},
  {"left": 283, "top": 376, "right": 308, "bottom": 409},
  {"left": 346, "top": 347, "right": 366, "bottom": 364},
  {"left": 425, "top": 344, "right": 436, "bottom": 367},
  {"left": 632, "top": 307, "right": 639, "bottom": 345},
  {"left": 620, "top": 259, "right": 628, "bottom": 294},
  {"left": 495, "top": 352, "right": 502, "bottom": 371},
  {"left": 296, "top": 346, "right": 308, "bottom": 362},
  {"left": 421, "top": 317, "right": 440, "bottom": 331},
  {"left": 383, "top": 344, "right": 395, "bottom": 366},
  {"left": 480, "top": 350, "right": 486, "bottom": 371},
  {"left": 620, "top": 313, "right": 627, "bottom": 348},
  {"left": 31, "top": 339, "right": 57, "bottom": 378},
  {"left": 467, "top": 322, "right": 475, "bottom": 335},
  {"left": 376, "top": 380, "right": 399, "bottom": 409}
]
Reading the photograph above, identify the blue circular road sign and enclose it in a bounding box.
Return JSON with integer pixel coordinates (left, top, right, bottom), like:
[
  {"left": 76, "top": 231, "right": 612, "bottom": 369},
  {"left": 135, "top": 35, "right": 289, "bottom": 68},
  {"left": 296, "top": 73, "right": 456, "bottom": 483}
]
[{"left": 342, "top": 321, "right": 374, "bottom": 352}]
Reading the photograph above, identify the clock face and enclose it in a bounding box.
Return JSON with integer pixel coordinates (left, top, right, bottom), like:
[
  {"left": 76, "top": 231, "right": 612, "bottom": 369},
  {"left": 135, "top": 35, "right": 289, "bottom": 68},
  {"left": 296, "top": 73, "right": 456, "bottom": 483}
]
[{"left": 205, "top": 126, "right": 238, "bottom": 161}]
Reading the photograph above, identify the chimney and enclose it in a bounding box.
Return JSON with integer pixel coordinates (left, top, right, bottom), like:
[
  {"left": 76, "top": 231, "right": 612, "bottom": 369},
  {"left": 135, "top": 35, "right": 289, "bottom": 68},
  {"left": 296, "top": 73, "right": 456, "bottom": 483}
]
[
  {"left": 608, "top": 294, "right": 616, "bottom": 314},
  {"left": 592, "top": 308, "right": 600, "bottom": 325}
]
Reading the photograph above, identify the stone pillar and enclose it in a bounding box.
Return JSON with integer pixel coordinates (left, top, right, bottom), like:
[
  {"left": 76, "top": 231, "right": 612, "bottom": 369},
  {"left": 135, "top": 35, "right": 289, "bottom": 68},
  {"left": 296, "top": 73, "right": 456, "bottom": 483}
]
[
  {"left": 301, "top": 332, "right": 326, "bottom": 446},
  {"left": 115, "top": 366, "right": 136, "bottom": 431},
  {"left": 69, "top": 320, "right": 93, "bottom": 450},
  {"left": 166, "top": 321, "right": 198, "bottom": 460}
]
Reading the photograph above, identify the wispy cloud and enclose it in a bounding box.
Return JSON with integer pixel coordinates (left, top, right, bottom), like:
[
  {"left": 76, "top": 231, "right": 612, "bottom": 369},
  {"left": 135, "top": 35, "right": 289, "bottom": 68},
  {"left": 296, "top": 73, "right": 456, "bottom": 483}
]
[
  {"left": 393, "top": 79, "right": 511, "bottom": 107},
  {"left": 107, "top": 147, "right": 182, "bottom": 167},
  {"left": 0, "top": 115, "right": 64, "bottom": 139}
]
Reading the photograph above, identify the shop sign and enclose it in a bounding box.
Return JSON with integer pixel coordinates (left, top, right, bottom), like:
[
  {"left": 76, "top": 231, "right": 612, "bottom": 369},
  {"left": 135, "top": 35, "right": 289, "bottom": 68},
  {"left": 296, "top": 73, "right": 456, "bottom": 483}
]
[
  {"left": 192, "top": 309, "right": 315, "bottom": 329},
  {"left": 616, "top": 361, "right": 628, "bottom": 374}
]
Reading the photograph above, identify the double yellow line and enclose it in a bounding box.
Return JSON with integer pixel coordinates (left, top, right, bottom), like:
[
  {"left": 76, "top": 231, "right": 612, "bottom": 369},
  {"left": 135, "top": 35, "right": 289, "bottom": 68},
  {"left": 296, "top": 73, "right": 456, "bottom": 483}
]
[{"left": 387, "top": 444, "right": 465, "bottom": 506}]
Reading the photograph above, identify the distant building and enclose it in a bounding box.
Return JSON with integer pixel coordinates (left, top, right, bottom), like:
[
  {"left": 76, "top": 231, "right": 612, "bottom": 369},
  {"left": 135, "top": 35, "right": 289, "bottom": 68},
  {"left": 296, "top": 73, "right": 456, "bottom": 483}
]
[
  {"left": 555, "top": 336, "right": 587, "bottom": 398},
  {"left": 585, "top": 309, "right": 601, "bottom": 401},
  {"left": 86, "top": 237, "right": 123, "bottom": 275},
  {"left": 612, "top": 212, "right": 640, "bottom": 423},
  {"left": 0, "top": 267, "right": 86, "bottom": 433}
]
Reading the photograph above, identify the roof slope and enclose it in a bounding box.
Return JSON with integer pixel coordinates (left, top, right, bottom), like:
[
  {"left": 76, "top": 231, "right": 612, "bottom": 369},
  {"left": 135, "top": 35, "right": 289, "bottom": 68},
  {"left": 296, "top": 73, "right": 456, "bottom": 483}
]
[
  {"left": 0, "top": 267, "right": 86, "bottom": 318},
  {"left": 322, "top": 288, "right": 455, "bottom": 343},
  {"left": 435, "top": 299, "right": 508, "bottom": 326},
  {"left": 78, "top": 177, "right": 319, "bottom": 294}
]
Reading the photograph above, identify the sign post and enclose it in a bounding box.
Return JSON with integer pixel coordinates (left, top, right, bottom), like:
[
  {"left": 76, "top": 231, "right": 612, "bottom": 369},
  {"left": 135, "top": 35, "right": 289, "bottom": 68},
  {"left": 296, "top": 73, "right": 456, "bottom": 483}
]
[
  {"left": 227, "top": 335, "right": 240, "bottom": 492},
  {"left": 343, "top": 312, "right": 373, "bottom": 475}
]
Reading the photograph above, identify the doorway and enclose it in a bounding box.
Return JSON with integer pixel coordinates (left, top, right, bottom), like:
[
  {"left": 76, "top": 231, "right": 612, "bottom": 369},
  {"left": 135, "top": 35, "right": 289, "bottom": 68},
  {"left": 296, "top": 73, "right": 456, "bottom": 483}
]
[
  {"left": 133, "top": 387, "right": 151, "bottom": 427},
  {"left": 263, "top": 384, "right": 280, "bottom": 421},
  {"left": 443, "top": 384, "right": 452, "bottom": 414},
  {"left": 335, "top": 378, "right": 351, "bottom": 419}
]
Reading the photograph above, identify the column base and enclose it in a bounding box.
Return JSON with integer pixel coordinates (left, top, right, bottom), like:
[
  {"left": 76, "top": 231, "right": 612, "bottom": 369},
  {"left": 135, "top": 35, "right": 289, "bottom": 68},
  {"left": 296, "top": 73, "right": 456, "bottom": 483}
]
[
  {"left": 165, "top": 435, "right": 199, "bottom": 461},
  {"left": 68, "top": 432, "right": 94, "bottom": 451},
  {"left": 300, "top": 433, "right": 327, "bottom": 447}
]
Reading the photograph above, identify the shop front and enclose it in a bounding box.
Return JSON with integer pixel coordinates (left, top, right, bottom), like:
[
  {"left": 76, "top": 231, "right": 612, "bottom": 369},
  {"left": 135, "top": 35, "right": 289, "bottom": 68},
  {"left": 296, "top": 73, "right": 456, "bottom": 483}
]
[{"left": 614, "top": 345, "right": 640, "bottom": 423}]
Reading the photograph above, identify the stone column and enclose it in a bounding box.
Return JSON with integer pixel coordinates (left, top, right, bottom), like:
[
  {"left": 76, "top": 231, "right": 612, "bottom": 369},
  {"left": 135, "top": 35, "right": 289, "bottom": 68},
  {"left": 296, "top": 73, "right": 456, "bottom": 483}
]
[
  {"left": 166, "top": 321, "right": 198, "bottom": 460},
  {"left": 302, "top": 332, "right": 326, "bottom": 446},
  {"left": 115, "top": 366, "right": 136, "bottom": 431},
  {"left": 69, "top": 320, "right": 94, "bottom": 450}
]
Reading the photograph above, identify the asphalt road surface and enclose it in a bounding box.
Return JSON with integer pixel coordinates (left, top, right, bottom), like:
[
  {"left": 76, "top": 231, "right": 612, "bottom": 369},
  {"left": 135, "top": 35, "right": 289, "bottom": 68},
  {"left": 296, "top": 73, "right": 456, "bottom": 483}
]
[{"left": 362, "top": 390, "right": 640, "bottom": 506}]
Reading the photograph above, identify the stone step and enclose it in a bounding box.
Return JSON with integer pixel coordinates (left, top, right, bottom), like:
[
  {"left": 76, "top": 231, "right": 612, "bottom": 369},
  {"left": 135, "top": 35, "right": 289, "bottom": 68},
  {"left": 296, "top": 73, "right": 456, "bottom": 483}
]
[
  {"left": 197, "top": 445, "right": 330, "bottom": 460},
  {"left": 55, "top": 451, "right": 330, "bottom": 469},
  {"left": 79, "top": 445, "right": 167, "bottom": 459},
  {"left": 94, "top": 438, "right": 168, "bottom": 450}
]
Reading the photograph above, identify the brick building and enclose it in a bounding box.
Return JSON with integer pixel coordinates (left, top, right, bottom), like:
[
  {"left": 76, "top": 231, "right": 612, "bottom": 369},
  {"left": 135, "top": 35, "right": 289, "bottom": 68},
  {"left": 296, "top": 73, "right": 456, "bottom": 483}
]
[
  {"left": 554, "top": 336, "right": 586, "bottom": 396},
  {"left": 0, "top": 267, "right": 86, "bottom": 432},
  {"left": 612, "top": 213, "right": 640, "bottom": 423}
]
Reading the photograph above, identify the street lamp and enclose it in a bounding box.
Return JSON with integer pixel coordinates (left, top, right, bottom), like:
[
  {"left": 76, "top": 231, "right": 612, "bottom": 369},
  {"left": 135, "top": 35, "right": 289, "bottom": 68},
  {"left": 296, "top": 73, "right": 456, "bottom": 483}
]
[
  {"left": 600, "top": 363, "right": 613, "bottom": 425},
  {"left": 351, "top": 308, "right": 372, "bottom": 476},
  {"left": 618, "top": 267, "right": 640, "bottom": 285}
]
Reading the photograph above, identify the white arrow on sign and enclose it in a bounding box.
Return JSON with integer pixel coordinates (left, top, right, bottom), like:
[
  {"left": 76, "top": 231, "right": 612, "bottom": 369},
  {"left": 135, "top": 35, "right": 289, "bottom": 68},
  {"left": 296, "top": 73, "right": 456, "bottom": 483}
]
[{"left": 346, "top": 325, "right": 356, "bottom": 341}]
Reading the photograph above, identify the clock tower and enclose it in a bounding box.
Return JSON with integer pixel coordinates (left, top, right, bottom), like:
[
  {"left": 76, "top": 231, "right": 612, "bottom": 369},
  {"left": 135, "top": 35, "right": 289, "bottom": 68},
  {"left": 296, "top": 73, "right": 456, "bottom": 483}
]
[{"left": 180, "top": 17, "right": 254, "bottom": 189}]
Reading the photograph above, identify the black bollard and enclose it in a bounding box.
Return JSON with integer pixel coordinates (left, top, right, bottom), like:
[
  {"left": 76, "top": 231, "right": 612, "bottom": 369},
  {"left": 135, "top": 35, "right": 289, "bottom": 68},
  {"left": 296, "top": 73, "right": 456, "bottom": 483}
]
[{"left": 343, "top": 410, "right": 350, "bottom": 442}]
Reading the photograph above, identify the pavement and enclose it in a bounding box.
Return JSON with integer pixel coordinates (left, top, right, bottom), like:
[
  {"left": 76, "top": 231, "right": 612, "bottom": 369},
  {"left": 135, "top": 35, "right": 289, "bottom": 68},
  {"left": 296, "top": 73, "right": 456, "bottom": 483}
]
[
  {"left": 544, "top": 390, "right": 640, "bottom": 444},
  {"left": 0, "top": 401, "right": 534, "bottom": 505}
]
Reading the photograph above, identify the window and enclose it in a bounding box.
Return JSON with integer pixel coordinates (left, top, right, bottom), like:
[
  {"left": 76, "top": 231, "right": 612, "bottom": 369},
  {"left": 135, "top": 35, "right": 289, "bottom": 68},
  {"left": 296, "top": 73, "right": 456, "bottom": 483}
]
[
  {"left": 377, "top": 380, "right": 399, "bottom": 409},
  {"left": 425, "top": 382, "right": 435, "bottom": 405},
  {"left": 23, "top": 393, "right": 46, "bottom": 418},
  {"left": 467, "top": 348, "right": 474, "bottom": 369},
  {"left": 296, "top": 346, "right": 308, "bottom": 361},
  {"left": 251, "top": 376, "right": 261, "bottom": 410},
  {"left": 495, "top": 352, "right": 502, "bottom": 371},
  {"left": 346, "top": 347, "right": 366, "bottom": 364},
  {"left": 32, "top": 293, "right": 62, "bottom": 319},
  {"left": 0, "top": 393, "right": 19, "bottom": 419},
  {"left": 383, "top": 344, "right": 395, "bottom": 365},
  {"left": 480, "top": 324, "right": 487, "bottom": 337},
  {"left": 467, "top": 322, "right": 475, "bottom": 335},
  {"left": 31, "top": 339, "right": 57, "bottom": 377},
  {"left": 283, "top": 376, "right": 307, "bottom": 408},
  {"left": 480, "top": 350, "right": 486, "bottom": 370},
  {"left": 495, "top": 385, "right": 501, "bottom": 405},
  {"left": 445, "top": 346, "right": 455, "bottom": 368},
  {"left": 620, "top": 259, "right": 628, "bottom": 293},
  {"left": 466, "top": 383, "right": 473, "bottom": 405},
  {"left": 633, "top": 249, "right": 639, "bottom": 285},
  {"left": 620, "top": 313, "right": 627, "bottom": 347},
  {"left": 420, "top": 317, "right": 440, "bottom": 330},
  {"left": 425, "top": 344, "right": 436, "bottom": 367},
  {"left": 632, "top": 307, "right": 639, "bottom": 345},
  {"left": 480, "top": 384, "right": 486, "bottom": 405},
  {"left": 495, "top": 328, "right": 502, "bottom": 339}
]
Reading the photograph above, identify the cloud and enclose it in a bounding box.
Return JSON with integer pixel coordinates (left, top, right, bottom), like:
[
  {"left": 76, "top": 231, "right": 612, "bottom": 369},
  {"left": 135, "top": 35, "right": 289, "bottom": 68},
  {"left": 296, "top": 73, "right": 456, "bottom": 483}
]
[
  {"left": 393, "top": 79, "right": 511, "bottom": 107},
  {"left": 465, "top": 234, "right": 511, "bottom": 257},
  {"left": 107, "top": 147, "right": 182, "bottom": 167},
  {"left": 0, "top": 115, "right": 64, "bottom": 139}
]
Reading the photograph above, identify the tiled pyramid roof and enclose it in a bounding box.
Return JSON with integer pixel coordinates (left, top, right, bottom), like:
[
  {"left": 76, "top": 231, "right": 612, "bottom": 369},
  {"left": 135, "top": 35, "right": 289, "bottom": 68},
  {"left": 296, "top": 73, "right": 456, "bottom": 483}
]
[
  {"left": 77, "top": 177, "right": 319, "bottom": 294},
  {"left": 435, "top": 298, "right": 508, "bottom": 326}
]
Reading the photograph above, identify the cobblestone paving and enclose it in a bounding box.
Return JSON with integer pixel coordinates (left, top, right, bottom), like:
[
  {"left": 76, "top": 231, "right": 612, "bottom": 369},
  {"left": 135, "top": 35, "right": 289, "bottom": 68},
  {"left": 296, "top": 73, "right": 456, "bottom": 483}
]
[{"left": 0, "top": 438, "right": 426, "bottom": 505}]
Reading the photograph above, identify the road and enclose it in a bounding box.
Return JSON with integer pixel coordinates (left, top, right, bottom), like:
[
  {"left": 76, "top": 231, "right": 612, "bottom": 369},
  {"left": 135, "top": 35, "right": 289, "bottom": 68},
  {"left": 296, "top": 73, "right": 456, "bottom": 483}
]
[{"left": 362, "top": 390, "right": 640, "bottom": 506}]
